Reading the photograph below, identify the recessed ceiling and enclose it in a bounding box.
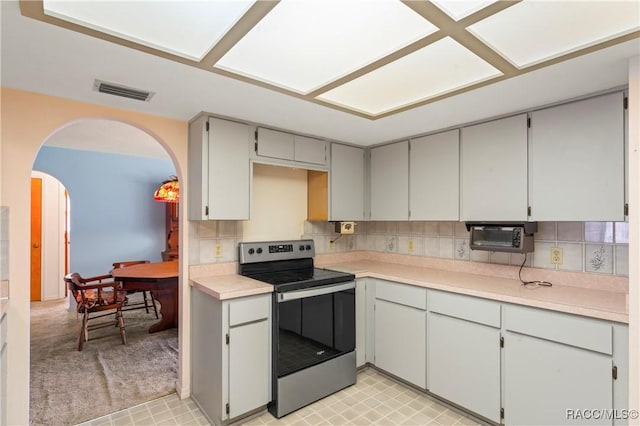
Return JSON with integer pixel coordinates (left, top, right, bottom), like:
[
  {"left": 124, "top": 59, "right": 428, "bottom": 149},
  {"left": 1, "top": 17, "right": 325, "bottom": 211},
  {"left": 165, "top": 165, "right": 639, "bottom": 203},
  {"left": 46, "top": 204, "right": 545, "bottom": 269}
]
[{"left": 20, "top": 0, "right": 640, "bottom": 120}]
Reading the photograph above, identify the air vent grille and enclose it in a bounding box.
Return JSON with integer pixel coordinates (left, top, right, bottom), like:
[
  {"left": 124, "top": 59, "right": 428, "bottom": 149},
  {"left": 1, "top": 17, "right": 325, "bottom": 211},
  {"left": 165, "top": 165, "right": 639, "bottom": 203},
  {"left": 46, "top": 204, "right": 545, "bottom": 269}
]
[{"left": 93, "top": 80, "right": 154, "bottom": 102}]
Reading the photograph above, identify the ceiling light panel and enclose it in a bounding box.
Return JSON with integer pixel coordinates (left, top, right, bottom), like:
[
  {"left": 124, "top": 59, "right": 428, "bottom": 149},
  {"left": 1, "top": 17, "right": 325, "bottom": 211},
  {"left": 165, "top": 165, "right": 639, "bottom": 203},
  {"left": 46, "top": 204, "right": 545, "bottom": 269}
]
[
  {"left": 42, "top": 0, "right": 255, "bottom": 61},
  {"left": 467, "top": 1, "right": 640, "bottom": 68},
  {"left": 431, "top": 0, "right": 497, "bottom": 20},
  {"left": 317, "top": 37, "right": 502, "bottom": 116},
  {"left": 215, "top": 0, "right": 438, "bottom": 94}
]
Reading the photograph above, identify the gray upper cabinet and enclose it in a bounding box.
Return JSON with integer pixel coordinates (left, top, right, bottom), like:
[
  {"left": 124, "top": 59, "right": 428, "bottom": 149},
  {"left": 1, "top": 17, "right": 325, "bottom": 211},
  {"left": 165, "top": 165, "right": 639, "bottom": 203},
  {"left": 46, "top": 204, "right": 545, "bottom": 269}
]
[
  {"left": 294, "top": 135, "right": 327, "bottom": 165},
  {"left": 256, "top": 127, "right": 295, "bottom": 160},
  {"left": 370, "top": 141, "right": 409, "bottom": 220},
  {"left": 529, "top": 92, "right": 625, "bottom": 221},
  {"left": 409, "top": 130, "right": 459, "bottom": 221},
  {"left": 256, "top": 127, "right": 327, "bottom": 166},
  {"left": 189, "top": 116, "right": 251, "bottom": 220},
  {"left": 330, "top": 143, "right": 365, "bottom": 221},
  {"left": 460, "top": 114, "right": 528, "bottom": 221}
]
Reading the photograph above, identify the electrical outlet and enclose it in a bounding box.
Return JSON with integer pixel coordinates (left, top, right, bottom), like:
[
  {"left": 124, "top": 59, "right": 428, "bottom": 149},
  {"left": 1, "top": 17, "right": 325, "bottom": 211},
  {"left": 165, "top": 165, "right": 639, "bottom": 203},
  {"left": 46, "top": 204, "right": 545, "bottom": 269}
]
[
  {"left": 551, "top": 247, "right": 563, "bottom": 265},
  {"left": 408, "top": 239, "right": 414, "bottom": 253},
  {"left": 215, "top": 244, "right": 223, "bottom": 258},
  {"left": 328, "top": 239, "right": 335, "bottom": 252}
]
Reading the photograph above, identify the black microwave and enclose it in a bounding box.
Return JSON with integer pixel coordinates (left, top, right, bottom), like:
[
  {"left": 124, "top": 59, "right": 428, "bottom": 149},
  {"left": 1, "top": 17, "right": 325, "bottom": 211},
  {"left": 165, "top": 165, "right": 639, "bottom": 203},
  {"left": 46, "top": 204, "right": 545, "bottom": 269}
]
[{"left": 465, "top": 222, "right": 537, "bottom": 253}]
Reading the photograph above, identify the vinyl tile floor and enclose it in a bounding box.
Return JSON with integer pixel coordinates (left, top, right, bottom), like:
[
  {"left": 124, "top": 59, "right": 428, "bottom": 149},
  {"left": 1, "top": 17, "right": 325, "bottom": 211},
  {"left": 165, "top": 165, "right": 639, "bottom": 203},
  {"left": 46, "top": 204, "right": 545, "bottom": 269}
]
[{"left": 78, "top": 369, "right": 484, "bottom": 426}]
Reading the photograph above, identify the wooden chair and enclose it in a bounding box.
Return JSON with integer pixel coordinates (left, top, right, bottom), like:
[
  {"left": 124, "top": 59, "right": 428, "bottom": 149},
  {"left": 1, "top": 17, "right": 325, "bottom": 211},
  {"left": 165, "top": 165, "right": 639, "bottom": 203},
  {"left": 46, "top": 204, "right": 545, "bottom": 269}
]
[
  {"left": 64, "top": 272, "right": 127, "bottom": 351},
  {"left": 112, "top": 260, "right": 158, "bottom": 319}
]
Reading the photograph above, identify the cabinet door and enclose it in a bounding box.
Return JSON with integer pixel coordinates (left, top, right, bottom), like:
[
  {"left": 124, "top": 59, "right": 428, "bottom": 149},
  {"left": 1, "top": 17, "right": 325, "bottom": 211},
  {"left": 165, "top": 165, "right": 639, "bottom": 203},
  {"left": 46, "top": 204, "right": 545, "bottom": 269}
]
[
  {"left": 295, "top": 135, "right": 326, "bottom": 165},
  {"left": 228, "top": 319, "right": 270, "bottom": 419},
  {"left": 330, "top": 143, "right": 365, "bottom": 220},
  {"left": 208, "top": 118, "right": 251, "bottom": 220},
  {"left": 460, "top": 114, "right": 528, "bottom": 221},
  {"left": 0, "top": 342, "right": 5, "bottom": 426},
  {"left": 370, "top": 141, "right": 409, "bottom": 220},
  {"left": 428, "top": 313, "right": 501, "bottom": 422},
  {"left": 613, "top": 324, "right": 629, "bottom": 426},
  {"left": 504, "top": 332, "right": 612, "bottom": 426},
  {"left": 529, "top": 92, "right": 624, "bottom": 221},
  {"left": 257, "top": 127, "right": 295, "bottom": 160},
  {"left": 410, "top": 130, "right": 459, "bottom": 220},
  {"left": 374, "top": 299, "right": 426, "bottom": 388},
  {"left": 188, "top": 116, "right": 209, "bottom": 220}
]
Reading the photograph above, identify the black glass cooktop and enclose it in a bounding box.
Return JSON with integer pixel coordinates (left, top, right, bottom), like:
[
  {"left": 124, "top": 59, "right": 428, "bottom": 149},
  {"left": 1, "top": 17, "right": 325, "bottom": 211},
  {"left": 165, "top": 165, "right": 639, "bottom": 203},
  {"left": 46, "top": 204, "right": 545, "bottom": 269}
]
[{"left": 247, "top": 267, "right": 354, "bottom": 292}]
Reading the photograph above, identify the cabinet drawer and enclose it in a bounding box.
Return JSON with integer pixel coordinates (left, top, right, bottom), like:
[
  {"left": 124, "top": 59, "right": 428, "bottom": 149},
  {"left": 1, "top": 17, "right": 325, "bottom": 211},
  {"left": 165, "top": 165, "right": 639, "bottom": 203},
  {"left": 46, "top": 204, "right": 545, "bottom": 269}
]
[
  {"left": 229, "top": 295, "right": 270, "bottom": 327},
  {"left": 429, "top": 291, "right": 500, "bottom": 328},
  {"left": 503, "top": 304, "right": 612, "bottom": 354},
  {"left": 375, "top": 280, "right": 426, "bottom": 310}
]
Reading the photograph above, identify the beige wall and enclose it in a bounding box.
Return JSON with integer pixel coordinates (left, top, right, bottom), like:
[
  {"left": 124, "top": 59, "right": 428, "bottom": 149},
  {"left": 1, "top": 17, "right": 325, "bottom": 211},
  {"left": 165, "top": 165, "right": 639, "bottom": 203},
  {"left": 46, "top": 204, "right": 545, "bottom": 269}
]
[
  {"left": 0, "top": 87, "right": 189, "bottom": 425},
  {"left": 243, "top": 163, "right": 308, "bottom": 242}
]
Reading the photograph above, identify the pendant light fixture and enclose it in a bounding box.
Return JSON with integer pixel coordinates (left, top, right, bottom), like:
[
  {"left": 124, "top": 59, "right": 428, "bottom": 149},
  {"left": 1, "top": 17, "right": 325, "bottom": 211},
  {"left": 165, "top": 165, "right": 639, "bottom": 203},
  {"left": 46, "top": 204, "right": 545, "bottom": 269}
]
[{"left": 154, "top": 176, "right": 179, "bottom": 203}]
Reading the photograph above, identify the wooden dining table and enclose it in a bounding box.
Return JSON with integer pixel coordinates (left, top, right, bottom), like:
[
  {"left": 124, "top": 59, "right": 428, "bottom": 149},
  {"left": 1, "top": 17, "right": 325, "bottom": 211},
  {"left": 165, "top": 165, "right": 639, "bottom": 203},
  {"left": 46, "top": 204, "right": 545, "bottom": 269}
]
[{"left": 111, "top": 261, "right": 179, "bottom": 333}]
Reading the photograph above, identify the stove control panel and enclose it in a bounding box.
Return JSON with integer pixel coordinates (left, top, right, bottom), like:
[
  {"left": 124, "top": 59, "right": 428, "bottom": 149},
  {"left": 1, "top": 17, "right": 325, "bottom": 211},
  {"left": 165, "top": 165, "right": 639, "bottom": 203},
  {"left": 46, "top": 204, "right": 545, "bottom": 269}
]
[{"left": 238, "top": 239, "right": 315, "bottom": 264}]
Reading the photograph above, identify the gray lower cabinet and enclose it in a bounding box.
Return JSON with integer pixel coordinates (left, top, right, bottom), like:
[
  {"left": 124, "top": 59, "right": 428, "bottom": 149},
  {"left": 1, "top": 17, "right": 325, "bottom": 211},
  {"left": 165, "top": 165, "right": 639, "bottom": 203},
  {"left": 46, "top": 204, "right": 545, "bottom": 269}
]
[
  {"left": 503, "top": 304, "right": 625, "bottom": 426},
  {"left": 191, "top": 288, "right": 271, "bottom": 425},
  {"left": 374, "top": 280, "right": 426, "bottom": 388},
  {"left": 0, "top": 311, "right": 6, "bottom": 426},
  {"left": 366, "top": 279, "right": 629, "bottom": 426},
  {"left": 427, "top": 291, "right": 501, "bottom": 422},
  {"left": 504, "top": 331, "right": 612, "bottom": 426}
]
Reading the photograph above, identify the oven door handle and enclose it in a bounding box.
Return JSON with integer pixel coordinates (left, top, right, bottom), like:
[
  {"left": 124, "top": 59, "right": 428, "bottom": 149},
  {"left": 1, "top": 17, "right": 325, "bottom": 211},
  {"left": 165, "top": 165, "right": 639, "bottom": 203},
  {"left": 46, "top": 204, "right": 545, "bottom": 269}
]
[{"left": 277, "top": 281, "right": 355, "bottom": 302}]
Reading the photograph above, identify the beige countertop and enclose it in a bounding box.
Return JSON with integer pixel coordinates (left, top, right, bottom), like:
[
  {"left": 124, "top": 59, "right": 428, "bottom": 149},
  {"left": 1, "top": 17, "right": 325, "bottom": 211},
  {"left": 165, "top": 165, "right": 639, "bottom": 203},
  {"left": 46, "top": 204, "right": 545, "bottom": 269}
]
[
  {"left": 323, "top": 259, "right": 628, "bottom": 324},
  {"left": 189, "top": 252, "right": 628, "bottom": 323},
  {"left": 190, "top": 267, "right": 273, "bottom": 300}
]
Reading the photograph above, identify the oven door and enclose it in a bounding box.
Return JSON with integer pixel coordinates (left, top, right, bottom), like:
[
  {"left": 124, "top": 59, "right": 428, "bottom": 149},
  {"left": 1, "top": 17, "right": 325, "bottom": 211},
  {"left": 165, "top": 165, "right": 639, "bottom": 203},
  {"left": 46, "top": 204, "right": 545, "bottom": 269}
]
[{"left": 275, "top": 281, "right": 355, "bottom": 378}]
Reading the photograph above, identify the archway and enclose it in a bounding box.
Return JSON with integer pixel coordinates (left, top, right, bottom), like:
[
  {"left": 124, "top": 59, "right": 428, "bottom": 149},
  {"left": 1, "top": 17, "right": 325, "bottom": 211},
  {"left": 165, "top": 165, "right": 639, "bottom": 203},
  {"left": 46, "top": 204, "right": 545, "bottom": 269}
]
[
  {"left": 29, "top": 118, "right": 181, "bottom": 424},
  {"left": 0, "top": 87, "right": 189, "bottom": 426}
]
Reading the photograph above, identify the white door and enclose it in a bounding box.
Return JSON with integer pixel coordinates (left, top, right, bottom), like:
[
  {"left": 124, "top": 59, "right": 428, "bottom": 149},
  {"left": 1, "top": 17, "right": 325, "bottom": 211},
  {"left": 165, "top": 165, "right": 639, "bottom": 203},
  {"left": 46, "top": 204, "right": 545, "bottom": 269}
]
[{"left": 31, "top": 171, "right": 68, "bottom": 300}]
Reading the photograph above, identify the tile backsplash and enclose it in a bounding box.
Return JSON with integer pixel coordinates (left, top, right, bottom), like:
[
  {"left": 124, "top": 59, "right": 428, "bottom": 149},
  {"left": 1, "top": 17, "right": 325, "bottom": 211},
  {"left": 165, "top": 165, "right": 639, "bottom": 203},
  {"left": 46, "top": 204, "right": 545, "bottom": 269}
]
[
  {"left": 189, "top": 218, "right": 629, "bottom": 277},
  {"left": 303, "top": 220, "right": 629, "bottom": 277}
]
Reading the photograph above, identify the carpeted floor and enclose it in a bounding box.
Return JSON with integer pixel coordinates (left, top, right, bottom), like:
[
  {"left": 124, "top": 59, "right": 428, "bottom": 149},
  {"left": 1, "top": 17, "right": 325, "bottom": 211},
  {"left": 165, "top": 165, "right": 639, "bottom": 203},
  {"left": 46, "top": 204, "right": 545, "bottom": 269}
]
[{"left": 30, "top": 294, "right": 179, "bottom": 426}]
